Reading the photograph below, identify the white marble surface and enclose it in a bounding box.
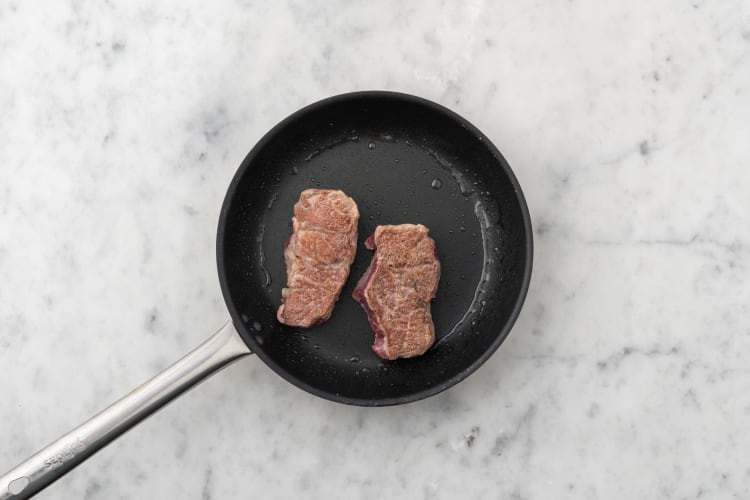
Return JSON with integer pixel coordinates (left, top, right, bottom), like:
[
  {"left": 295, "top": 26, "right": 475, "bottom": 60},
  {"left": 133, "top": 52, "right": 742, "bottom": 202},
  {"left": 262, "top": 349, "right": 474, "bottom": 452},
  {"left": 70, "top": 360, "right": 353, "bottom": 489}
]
[{"left": 2, "top": 0, "right": 750, "bottom": 498}]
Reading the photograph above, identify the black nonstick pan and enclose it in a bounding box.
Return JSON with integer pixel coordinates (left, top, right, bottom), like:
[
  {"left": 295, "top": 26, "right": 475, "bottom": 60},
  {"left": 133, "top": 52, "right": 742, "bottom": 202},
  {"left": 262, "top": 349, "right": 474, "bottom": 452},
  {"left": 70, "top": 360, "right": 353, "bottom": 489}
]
[{"left": 0, "top": 91, "right": 532, "bottom": 499}]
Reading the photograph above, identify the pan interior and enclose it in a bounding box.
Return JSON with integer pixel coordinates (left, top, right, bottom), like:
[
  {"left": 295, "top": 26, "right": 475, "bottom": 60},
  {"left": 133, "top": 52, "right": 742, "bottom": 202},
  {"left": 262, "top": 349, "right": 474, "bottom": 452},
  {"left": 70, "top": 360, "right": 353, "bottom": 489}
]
[{"left": 219, "top": 93, "right": 531, "bottom": 405}]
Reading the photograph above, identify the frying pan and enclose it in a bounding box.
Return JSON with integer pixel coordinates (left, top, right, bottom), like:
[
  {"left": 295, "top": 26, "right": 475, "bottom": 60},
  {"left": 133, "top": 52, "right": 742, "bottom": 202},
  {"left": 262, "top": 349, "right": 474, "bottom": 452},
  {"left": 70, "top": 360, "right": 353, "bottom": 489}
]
[{"left": 0, "top": 91, "right": 532, "bottom": 498}]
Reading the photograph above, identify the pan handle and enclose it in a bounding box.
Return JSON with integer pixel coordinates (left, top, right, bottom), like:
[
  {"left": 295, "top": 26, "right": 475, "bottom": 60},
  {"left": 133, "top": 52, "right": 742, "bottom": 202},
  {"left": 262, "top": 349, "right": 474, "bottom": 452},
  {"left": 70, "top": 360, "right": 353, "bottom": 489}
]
[{"left": 0, "top": 321, "right": 251, "bottom": 499}]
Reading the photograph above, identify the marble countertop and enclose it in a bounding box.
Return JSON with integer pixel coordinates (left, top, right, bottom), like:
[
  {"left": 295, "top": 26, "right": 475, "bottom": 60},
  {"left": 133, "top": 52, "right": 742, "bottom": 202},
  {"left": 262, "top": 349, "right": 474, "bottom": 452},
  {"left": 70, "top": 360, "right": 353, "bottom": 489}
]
[{"left": 2, "top": 1, "right": 750, "bottom": 498}]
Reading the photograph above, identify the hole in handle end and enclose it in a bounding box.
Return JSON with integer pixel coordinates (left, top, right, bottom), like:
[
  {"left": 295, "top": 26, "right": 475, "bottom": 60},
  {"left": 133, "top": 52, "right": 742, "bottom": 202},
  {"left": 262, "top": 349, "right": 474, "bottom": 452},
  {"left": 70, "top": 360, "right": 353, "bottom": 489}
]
[{"left": 8, "top": 477, "right": 30, "bottom": 495}]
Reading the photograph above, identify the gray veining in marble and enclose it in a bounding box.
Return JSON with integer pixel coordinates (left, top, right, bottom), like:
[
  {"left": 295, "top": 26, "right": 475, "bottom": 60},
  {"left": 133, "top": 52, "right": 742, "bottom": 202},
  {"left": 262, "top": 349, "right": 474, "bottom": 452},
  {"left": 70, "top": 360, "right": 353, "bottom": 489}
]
[{"left": 2, "top": 0, "right": 750, "bottom": 498}]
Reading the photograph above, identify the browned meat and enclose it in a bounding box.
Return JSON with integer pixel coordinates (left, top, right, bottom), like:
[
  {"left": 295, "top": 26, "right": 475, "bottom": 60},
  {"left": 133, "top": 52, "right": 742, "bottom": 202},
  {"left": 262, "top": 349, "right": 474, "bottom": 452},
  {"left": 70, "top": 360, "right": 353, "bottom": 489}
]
[
  {"left": 353, "top": 224, "right": 441, "bottom": 360},
  {"left": 277, "top": 189, "right": 359, "bottom": 328}
]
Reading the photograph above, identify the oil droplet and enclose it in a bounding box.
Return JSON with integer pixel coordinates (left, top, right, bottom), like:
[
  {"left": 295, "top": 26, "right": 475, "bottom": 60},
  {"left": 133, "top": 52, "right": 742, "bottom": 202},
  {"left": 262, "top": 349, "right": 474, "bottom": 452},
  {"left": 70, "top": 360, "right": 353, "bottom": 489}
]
[
  {"left": 394, "top": 158, "right": 399, "bottom": 163},
  {"left": 267, "top": 192, "right": 279, "bottom": 210},
  {"left": 402, "top": 211, "right": 407, "bottom": 215},
  {"left": 241, "top": 313, "right": 249, "bottom": 322},
  {"left": 313, "top": 344, "right": 321, "bottom": 350},
  {"left": 361, "top": 367, "right": 371, "bottom": 373},
  {"left": 349, "top": 354, "right": 360, "bottom": 363},
  {"left": 256, "top": 336, "right": 264, "bottom": 346},
  {"left": 431, "top": 178, "right": 443, "bottom": 190},
  {"left": 290, "top": 166, "right": 298, "bottom": 175},
  {"left": 376, "top": 210, "right": 381, "bottom": 215},
  {"left": 257, "top": 226, "right": 272, "bottom": 288},
  {"left": 367, "top": 185, "right": 374, "bottom": 192},
  {"left": 449, "top": 229, "right": 454, "bottom": 235},
  {"left": 459, "top": 226, "right": 466, "bottom": 232},
  {"left": 460, "top": 183, "right": 475, "bottom": 196},
  {"left": 459, "top": 274, "right": 466, "bottom": 280},
  {"left": 252, "top": 321, "right": 262, "bottom": 331},
  {"left": 368, "top": 142, "right": 376, "bottom": 150},
  {"left": 368, "top": 215, "right": 374, "bottom": 220}
]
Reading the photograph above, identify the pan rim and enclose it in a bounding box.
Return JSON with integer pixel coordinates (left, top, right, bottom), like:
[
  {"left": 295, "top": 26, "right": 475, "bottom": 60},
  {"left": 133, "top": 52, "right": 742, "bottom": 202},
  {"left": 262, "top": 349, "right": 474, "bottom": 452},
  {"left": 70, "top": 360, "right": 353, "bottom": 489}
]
[{"left": 216, "top": 90, "right": 533, "bottom": 406}]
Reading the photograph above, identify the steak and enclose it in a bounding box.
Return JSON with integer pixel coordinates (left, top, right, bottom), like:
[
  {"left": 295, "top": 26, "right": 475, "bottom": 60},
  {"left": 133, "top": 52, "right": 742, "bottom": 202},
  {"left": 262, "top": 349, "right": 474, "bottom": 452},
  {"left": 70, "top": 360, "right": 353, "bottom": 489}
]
[
  {"left": 353, "top": 224, "right": 441, "bottom": 360},
  {"left": 277, "top": 189, "right": 359, "bottom": 328}
]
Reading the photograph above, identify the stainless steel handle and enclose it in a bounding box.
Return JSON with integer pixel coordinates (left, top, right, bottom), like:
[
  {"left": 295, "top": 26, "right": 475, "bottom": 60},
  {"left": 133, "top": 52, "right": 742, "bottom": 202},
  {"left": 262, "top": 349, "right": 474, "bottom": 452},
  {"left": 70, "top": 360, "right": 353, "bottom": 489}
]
[{"left": 0, "top": 322, "right": 252, "bottom": 499}]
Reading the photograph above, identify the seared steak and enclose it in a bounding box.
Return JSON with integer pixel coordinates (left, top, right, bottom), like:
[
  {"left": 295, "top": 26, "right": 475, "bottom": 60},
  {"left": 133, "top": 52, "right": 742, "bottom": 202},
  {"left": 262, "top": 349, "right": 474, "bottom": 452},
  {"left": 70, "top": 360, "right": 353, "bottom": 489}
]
[
  {"left": 353, "top": 224, "right": 440, "bottom": 359},
  {"left": 277, "top": 189, "right": 359, "bottom": 328}
]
